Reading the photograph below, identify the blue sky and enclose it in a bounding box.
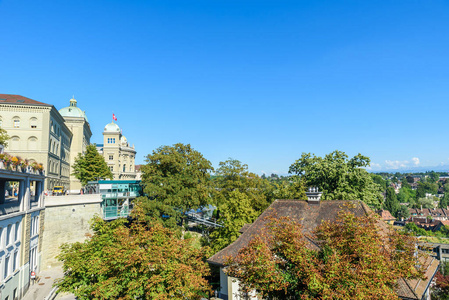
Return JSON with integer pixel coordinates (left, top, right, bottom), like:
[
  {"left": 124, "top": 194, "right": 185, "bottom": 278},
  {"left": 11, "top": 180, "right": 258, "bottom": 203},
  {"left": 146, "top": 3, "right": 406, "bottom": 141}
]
[{"left": 1, "top": 0, "right": 449, "bottom": 174}]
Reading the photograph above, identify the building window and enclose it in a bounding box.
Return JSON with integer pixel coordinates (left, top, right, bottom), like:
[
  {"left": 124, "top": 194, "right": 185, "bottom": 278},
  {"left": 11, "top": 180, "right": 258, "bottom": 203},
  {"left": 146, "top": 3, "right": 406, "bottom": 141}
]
[
  {"left": 13, "top": 118, "right": 20, "bottom": 128},
  {"left": 10, "top": 136, "right": 20, "bottom": 150},
  {"left": 6, "top": 224, "right": 11, "bottom": 246},
  {"left": 109, "top": 155, "right": 113, "bottom": 160},
  {"left": 15, "top": 222, "right": 19, "bottom": 242},
  {"left": 30, "top": 117, "right": 37, "bottom": 128},
  {"left": 109, "top": 166, "right": 113, "bottom": 172},
  {"left": 13, "top": 252, "right": 17, "bottom": 271},
  {"left": 107, "top": 138, "right": 116, "bottom": 144},
  {"left": 123, "top": 164, "right": 126, "bottom": 172},
  {"left": 4, "top": 256, "right": 9, "bottom": 279}
]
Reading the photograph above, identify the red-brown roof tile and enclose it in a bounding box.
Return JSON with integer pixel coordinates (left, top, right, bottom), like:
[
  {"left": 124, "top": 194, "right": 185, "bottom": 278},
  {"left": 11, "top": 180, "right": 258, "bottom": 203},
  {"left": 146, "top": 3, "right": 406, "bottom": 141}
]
[
  {"left": 0, "top": 94, "right": 51, "bottom": 107},
  {"left": 208, "top": 199, "right": 439, "bottom": 300}
]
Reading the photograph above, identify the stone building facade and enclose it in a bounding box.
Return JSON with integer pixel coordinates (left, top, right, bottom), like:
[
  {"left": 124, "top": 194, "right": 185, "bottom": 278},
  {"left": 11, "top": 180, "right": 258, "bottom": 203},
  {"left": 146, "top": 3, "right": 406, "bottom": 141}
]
[
  {"left": 0, "top": 94, "right": 73, "bottom": 191},
  {"left": 0, "top": 94, "right": 92, "bottom": 192},
  {"left": 96, "top": 122, "right": 137, "bottom": 180},
  {"left": 58, "top": 97, "right": 92, "bottom": 192}
]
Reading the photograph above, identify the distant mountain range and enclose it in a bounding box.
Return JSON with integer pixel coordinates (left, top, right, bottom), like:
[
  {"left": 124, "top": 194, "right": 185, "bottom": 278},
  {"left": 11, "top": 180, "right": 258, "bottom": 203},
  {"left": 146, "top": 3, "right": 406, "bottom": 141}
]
[{"left": 371, "top": 165, "right": 449, "bottom": 174}]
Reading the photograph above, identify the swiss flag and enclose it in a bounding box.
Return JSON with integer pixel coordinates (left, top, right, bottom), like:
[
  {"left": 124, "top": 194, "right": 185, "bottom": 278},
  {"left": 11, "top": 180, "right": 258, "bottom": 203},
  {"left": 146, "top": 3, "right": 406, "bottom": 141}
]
[{"left": 113, "top": 114, "right": 117, "bottom": 121}]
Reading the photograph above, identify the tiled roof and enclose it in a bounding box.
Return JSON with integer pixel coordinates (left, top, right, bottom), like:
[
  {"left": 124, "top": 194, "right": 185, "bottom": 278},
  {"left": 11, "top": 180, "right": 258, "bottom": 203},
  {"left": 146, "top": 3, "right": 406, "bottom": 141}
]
[
  {"left": 208, "top": 200, "right": 370, "bottom": 266},
  {"left": 0, "top": 94, "right": 52, "bottom": 107},
  {"left": 378, "top": 209, "right": 396, "bottom": 221},
  {"left": 397, "top": 256, "right": 439, "bottom": 299},
  {"left": 208, "top": 199, "right": 439, "bottom": 300}
]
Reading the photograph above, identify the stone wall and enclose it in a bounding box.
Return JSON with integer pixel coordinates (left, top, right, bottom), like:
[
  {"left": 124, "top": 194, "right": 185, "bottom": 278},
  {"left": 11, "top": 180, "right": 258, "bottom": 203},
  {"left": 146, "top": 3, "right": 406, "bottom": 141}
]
[{"left": 41, "top": 194, "right": 102, "bottom": 269}]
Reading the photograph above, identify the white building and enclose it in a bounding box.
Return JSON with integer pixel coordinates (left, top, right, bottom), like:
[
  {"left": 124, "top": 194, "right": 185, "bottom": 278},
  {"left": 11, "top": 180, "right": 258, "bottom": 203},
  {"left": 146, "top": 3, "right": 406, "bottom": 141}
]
[
  {"left": 96, "top": 122, "right": 137, "bottom": 180},
  {"left": 0, "top": 166, "right": 45, "bottom": 300}
]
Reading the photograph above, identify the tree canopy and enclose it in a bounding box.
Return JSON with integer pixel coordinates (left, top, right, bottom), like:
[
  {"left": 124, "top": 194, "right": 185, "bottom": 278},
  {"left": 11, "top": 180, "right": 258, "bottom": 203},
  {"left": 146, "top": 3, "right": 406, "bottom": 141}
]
[
  {"left": 139, "top": 143, "right": 213, "bottom": 227},
  {"left": 289, "top": 150, "right": 383, "bottom": 207},
  {"left": 55, "top": 207, "right": 211, "bottom": 300},
  {"left": 209, "top": 190, "right": 258, "bottom": 252},
  {"left": 213, "top": 158, "right": 271, "bottom": 212},
  {"left": 0, "top": 128, "right": 9, "bottom": 147},
  {"left": 226, "top": 211, "right": 424, "bottom": 300},
  {"left": 72, "top": 144, "right": 113, "bottom": 185},
  {"left": 384, "top": 186, "right": 400, "bottom": 217}
]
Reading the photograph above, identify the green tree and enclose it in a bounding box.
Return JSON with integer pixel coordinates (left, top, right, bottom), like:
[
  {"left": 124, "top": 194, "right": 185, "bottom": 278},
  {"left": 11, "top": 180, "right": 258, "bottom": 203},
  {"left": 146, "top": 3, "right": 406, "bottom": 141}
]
[
  {"left": 397, "top": 205, "right": 410, "bottom": 220},
  {"left": 270, "top": 176, "right": 307, "bottom": 200},
  {"left": 226, "top": 211, "right": 424, "bottom": 299},
  {"left": 209, "top": 191, "right": 258, "bottom": 252},
  {"left": 289, "top": 150, "right": 383, "bottom": 207},
  {"left": 415, "top": 197, "right": 435, "bottom": 209},
  {"left": 55, "top": 207, "right": 211, "bottom": 299},
  {"left": 371, "top": 174, "right": 388, "bottom": 191},
  {"left": 72, "top": 144, "right": 112, "bottom": 185},
  {"left": 428, "top": 171, "right": 440, "bottom": 183},
  {"left": 401, "top": 178, "right": 411, "bottom": 190},
  {"left": 213, "top": 158, "right": 270, "bottom": 212},
  {"left": 0, "top": 128, "right": 9, "bottom": 147},
  {"left": 384, "top": 187, "right": 400, "bottom": 217},
  {"left": 397, "top": 186, "right": 416, "bottom": 204},
  {"left": 440, "top": 193, "right": 449, "bottom": 209},
  {"left": 416, "top": 181, "right": 438, "bottom": 200},
  {"left": 139, "top": 143, "right": 213, "bottom": 227}
]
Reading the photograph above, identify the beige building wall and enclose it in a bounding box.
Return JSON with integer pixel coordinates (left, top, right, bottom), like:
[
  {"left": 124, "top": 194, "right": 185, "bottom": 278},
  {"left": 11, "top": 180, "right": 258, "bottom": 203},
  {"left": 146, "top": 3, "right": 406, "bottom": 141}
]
[
  {"left": 98, "top": 122, "right": 137, "bottom": 180},
  {"left": 0, "top": 95, "right": 73, "bottom": 191},
  {"left": 59, "top": 97, "right": 92, "bottom": 191}
]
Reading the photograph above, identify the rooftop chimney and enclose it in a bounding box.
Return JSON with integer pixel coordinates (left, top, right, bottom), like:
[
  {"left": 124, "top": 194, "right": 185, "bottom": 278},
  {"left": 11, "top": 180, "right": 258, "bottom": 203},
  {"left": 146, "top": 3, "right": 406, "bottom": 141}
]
[{"left": 306, "top": 187, "right": 322, "bottom": 204}]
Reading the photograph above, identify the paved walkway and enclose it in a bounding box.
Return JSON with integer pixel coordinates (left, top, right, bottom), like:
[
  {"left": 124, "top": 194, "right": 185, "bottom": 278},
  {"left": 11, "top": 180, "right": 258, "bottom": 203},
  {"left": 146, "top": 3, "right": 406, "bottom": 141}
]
[{"left": 22, "top": 267, "right": 75, "bottom": 300}]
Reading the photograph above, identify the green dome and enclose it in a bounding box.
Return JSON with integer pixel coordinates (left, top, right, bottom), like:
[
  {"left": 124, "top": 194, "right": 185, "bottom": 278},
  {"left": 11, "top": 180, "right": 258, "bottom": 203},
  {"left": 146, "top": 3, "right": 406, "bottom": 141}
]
[
  {"left": 59, "top": 97, "right": 89, "bottom": 121},
  {"left": 104, "top": 122, "right": 120, "bottom": 133}
]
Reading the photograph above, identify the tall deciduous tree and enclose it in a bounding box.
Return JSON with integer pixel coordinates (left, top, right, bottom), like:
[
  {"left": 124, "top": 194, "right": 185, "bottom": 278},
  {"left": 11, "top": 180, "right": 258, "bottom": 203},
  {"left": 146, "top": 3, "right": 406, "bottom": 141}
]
[
  {"left": 289, "top": 150, "right": 383, "bottom": 207},
  {"left": 72, "top": 144, "right": 112, "bottom": 185},
  {"left": 269, "top": 176, "right": 307, "bottom": 201},
  {"left": 139, "top": 143, "right": 213, "bottom": 227},
  {"left": 226, "top": 211, "right": 424, "bottom": 299},
  {"left": 209, "top": 190, "right": 258, "bottom": 252},
  {"left": 55, "top": 207, "right": 211, "bottom": 300},
  {"left": 213, "top": 158, "right": 271, "bottom": 212}
]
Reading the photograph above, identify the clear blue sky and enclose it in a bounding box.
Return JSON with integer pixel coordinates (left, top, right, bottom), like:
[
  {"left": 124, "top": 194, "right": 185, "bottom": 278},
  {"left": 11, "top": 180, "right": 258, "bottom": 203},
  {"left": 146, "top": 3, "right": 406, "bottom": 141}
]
[{"left": 1, "top": 0, "right": 449, "bottom": 174}]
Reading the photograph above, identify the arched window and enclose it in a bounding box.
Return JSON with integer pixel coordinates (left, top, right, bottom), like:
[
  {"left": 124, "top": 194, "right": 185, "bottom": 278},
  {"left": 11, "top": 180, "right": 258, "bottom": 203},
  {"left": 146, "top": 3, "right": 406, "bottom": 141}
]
[
  {"left": 30, "top": 117, "right": 37, "bottom": 129},
  {"left": 13, "top": 117, "right": 20, "bottom": 128},
  {"left": 10, "top": 136, "right": 20, "bottom": 150},
  {"left": 28, "top": 136, "right": 37, "bottom": 150}
]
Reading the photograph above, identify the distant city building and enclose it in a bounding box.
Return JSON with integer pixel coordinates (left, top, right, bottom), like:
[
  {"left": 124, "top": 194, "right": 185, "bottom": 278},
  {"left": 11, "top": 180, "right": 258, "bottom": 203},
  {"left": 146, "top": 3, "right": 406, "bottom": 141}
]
[{"left": 96, "top": 121, "right": 137, "bottom": 180}]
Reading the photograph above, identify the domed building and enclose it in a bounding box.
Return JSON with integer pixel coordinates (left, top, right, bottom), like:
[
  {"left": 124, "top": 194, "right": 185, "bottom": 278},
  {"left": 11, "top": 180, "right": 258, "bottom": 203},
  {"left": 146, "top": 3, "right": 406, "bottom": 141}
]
[
  {"left": 59, "top": 97, "right": 92, "bottom": 191},
  {"left": 96, "top": 121, "right": 137, "bottom": 180}
]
